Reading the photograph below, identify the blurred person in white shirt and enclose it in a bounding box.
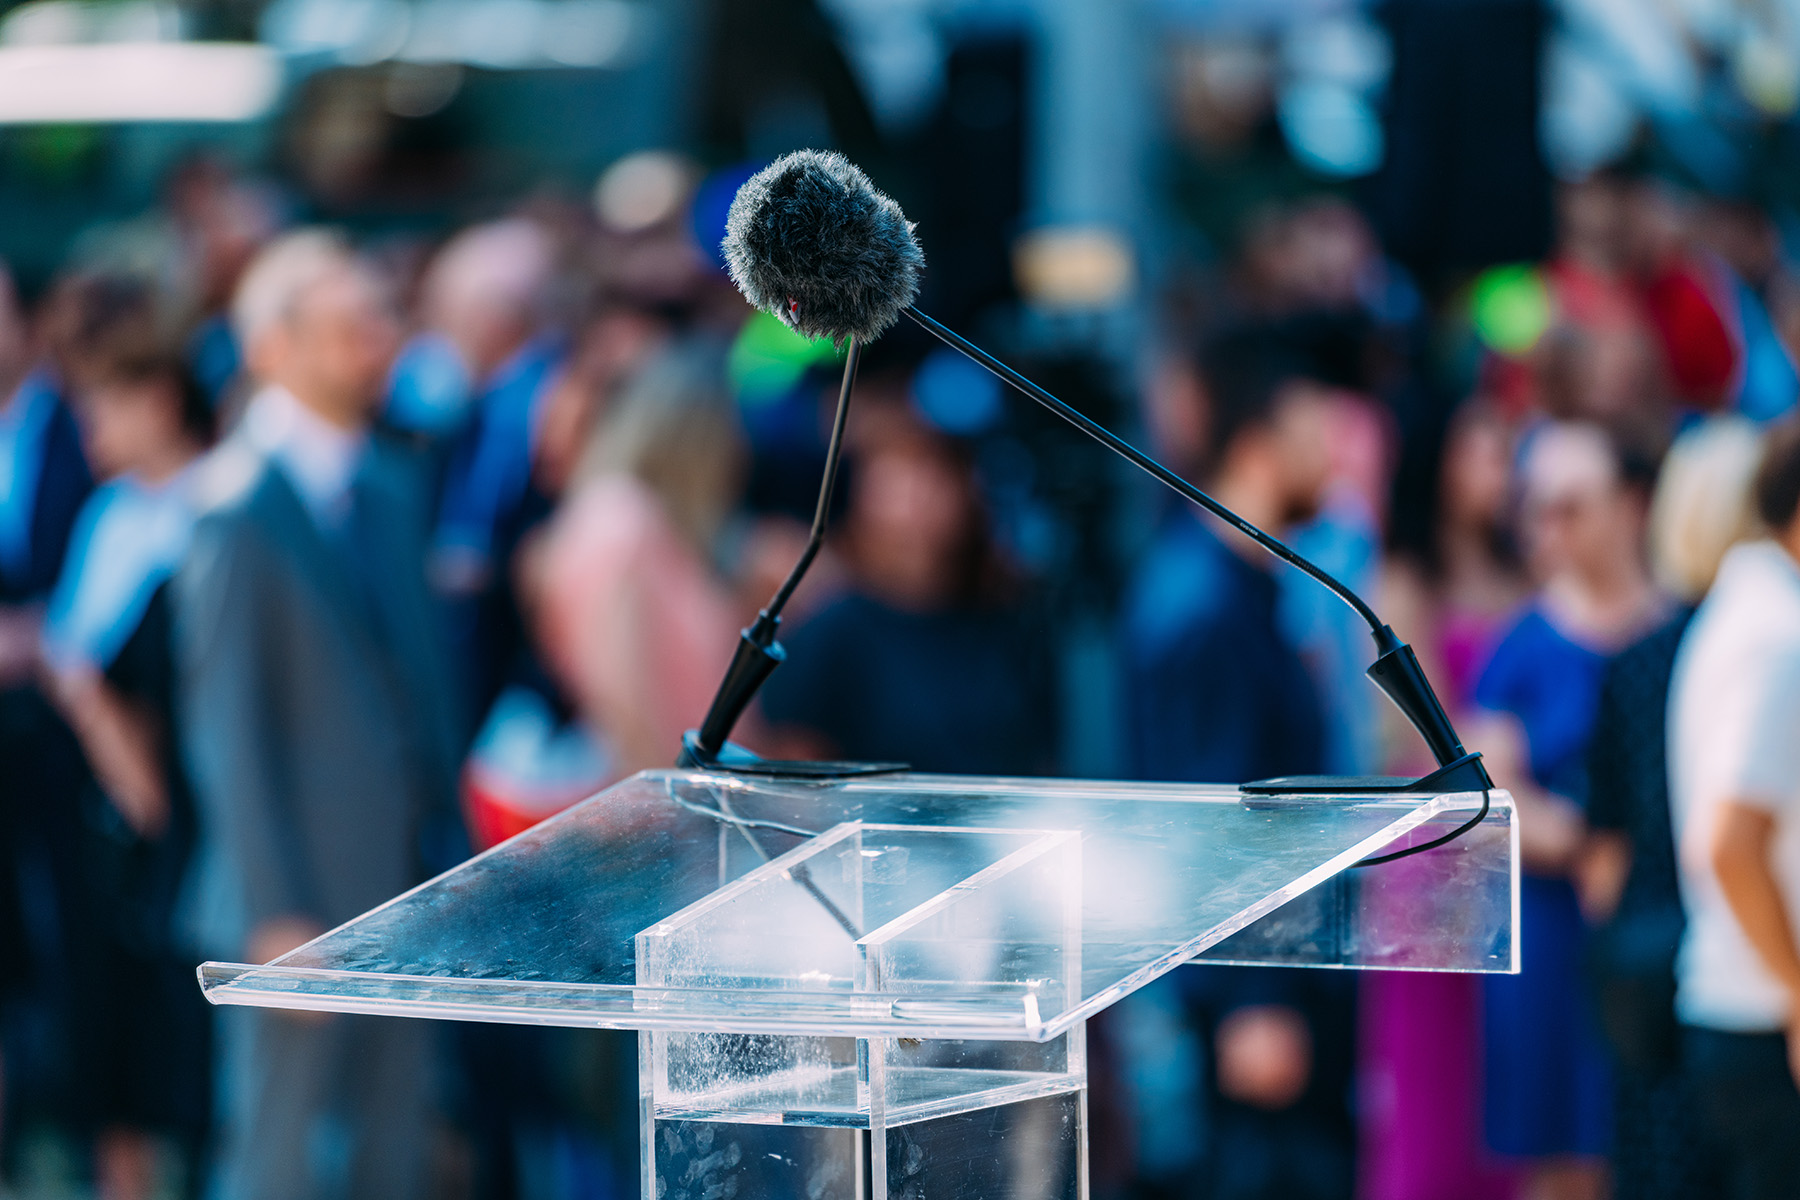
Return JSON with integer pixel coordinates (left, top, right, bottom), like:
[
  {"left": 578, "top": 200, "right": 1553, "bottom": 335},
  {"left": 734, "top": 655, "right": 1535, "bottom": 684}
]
[{"left": 1668, "top": 416, "right": 1800, "bottom": 1200}]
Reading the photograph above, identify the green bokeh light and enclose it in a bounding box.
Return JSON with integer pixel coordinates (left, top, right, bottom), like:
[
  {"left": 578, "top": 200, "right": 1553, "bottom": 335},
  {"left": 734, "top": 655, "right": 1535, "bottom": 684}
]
[
  {"left": 1469, "top": 264, "right": 1552, "bottom": 357},
  {"left": 727, "top": 310, "right": 843, "bottom": 402}
]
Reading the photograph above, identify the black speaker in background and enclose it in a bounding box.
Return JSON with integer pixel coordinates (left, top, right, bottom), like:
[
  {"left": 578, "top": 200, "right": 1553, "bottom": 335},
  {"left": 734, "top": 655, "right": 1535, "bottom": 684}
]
[
  {"left": 1367, "top": 0, "right": 1554, "bottom": 291},
  {"left": 908, "top": 32, "right": 1031, "bottom": 330},
  {"left": 695, "top": 0, "right": 883, "bottom": 165}
]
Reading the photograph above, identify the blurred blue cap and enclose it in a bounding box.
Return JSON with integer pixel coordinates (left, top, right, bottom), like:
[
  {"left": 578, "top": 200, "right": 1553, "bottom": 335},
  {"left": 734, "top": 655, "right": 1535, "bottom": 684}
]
[
  {"left": 912, "top": 347, "right": 1003, "bottom": 436},
  {"left": 690, "top": 161, "right": 762, "bottom": 269}
]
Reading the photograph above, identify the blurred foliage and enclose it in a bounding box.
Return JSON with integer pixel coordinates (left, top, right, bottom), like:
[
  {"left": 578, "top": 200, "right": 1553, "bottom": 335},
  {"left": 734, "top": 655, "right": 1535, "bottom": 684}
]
[{"left": 6, "top": 124, "right": 106, "bottom": 186}]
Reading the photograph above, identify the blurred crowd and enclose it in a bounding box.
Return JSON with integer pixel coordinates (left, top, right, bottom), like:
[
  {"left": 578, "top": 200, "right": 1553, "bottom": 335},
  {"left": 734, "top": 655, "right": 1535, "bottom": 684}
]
[{"left": 3, "top": 149, "right": 1800, "bottom": 1200}]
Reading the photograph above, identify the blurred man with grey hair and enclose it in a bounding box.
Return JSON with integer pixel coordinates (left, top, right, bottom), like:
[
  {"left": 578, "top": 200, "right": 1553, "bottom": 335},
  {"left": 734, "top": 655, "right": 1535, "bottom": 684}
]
[
  {"left": 175, "top": 230, "right": 461, "bottom": 1200},
  {"left": 420, "top": 217, "right": 568, "bottom": 728},
  {"left": 425, "top": 217, "right": 555, "bottom": 388},
  {"left": 386, "top": 216, "right": 556, "bottom": 436}
]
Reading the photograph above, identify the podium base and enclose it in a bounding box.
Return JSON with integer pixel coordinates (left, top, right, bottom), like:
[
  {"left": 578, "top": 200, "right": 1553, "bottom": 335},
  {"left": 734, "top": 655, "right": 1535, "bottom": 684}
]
[
  {"left": 677, "top": 731, "right": 908, "bottom": 779},
  {"left": 644, "top": 1028, "right": 1085, "bottom": 1200}
]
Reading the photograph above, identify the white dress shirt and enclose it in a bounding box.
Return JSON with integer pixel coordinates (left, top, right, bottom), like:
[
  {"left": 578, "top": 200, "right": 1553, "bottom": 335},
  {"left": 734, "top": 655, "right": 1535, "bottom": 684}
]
[
  {"left": 241, "top": 385, "right": 367, "bottom": 530},
  {"left": 1669, "top": 539, "right": 1800, "bottom": 1031}
]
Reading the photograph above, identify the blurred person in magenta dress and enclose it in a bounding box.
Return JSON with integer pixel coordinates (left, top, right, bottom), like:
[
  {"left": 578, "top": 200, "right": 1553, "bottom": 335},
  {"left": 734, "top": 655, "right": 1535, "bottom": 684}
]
[{"left": 1362, "top": 399, "right": 1527, "bottom": 1200}]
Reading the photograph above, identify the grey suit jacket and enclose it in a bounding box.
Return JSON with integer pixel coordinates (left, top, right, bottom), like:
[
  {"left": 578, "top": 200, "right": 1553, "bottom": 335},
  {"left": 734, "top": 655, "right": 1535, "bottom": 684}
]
[{"left": 174, "top": 432, "right": 463, "bottom": 951}]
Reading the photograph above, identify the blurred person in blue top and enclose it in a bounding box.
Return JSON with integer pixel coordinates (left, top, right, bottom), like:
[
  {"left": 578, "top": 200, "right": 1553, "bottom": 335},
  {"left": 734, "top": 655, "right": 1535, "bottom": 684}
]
[
  {"left": 0, "top": 269, "right": 99, "bottom": 1142},
  {"left": 1123, "top": 328, "right": 1330, "bottom": 785},
  {"left": 759, "top": 384, "right": 1056, "bottom": 776},
  {"left": 418, "top": 219, "right": 569, "bottom": 730},
  {"left": 0, "top": 270, "right": 97, "bottom": 677},
  {"left": 1114, "top": 327, "right": 1354, "bottom": 1200},
  {"left": 39, "top": 326, "right": 214, "bottom": 1200},
  {"left": 1470, "top": 420, "right": 1668, "bottom": 1200},
  {"left": 1691, "top": 199, "right": 1799, "bottom": 424},
  {"left": 1277, "top": 391, "right": 1389, "bottom": 778}
]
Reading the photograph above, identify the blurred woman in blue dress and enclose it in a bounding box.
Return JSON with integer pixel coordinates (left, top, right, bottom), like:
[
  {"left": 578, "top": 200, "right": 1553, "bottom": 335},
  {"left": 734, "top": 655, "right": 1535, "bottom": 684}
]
[
  {"left": 1471, "top": 420, "right": 1668, "bottom": 1200},
  {"left": 40, "top": 333, "right": 213, "bottom": 1200}
]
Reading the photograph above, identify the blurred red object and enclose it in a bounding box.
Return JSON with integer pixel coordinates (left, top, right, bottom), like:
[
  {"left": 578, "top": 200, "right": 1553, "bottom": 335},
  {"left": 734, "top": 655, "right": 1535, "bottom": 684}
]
[
  {"left": 1641, "top": 264, "right": 1738, "bottom": 409},
  {"left": 460, "top": 684, "right": 612, "bottom": 851},
  {"left": 462, "top": 764, "right": 599, "bottom": 851}
]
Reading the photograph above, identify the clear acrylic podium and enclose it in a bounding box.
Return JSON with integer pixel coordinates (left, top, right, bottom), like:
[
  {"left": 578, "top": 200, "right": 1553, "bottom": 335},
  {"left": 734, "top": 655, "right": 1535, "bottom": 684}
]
[{"left": 200, "top": 769, "right": 1517, "bottom": 1200}]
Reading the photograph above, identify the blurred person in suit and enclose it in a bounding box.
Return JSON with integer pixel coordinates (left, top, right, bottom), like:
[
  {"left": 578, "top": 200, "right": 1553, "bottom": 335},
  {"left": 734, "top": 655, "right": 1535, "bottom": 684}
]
[
  {"left": 389, "top": 217, "right": 557, "bottom": 440},
  {"left": 174, "top": 230, "right": 463, "bottom": 1200},
  {"left": 40, "top": 322, "right": 216, "bottom": 1200},
  {"left": 1667, "top": 417, "right": 1800, "bottom": 1200},
  {"left": 419, "top": 219, "right": 568, "bottom": 733}
]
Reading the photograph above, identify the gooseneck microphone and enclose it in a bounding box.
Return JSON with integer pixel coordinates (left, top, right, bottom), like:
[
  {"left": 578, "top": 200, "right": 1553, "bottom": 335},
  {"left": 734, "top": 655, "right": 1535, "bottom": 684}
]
[
  {"left": 683, "top": 150, "right": 921, "bottom": 774},
  {"left": 684, "top": 149, "right": 1492, "bottom": 808},
  {"left": 683, "top": 333, "right": 874, "bottom": 774}
]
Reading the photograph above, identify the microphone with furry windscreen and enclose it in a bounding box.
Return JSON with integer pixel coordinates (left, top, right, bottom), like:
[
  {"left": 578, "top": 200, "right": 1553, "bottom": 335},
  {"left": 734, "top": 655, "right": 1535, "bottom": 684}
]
[
  {"left": 685, "top": 151, "right": 1492, "bottom": 825},
  {"left": 721, "top": 150, "right": 925, "bottom": 345}
]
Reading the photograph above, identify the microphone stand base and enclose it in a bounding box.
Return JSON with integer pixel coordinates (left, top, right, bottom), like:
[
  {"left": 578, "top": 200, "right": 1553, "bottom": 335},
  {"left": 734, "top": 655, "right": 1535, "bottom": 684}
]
[
  {"left": 678, "top": 731, "right": 908, "bottom": 780},
  {"left": 1239, "top": 751, "right": 1492, "bottom": 799}
]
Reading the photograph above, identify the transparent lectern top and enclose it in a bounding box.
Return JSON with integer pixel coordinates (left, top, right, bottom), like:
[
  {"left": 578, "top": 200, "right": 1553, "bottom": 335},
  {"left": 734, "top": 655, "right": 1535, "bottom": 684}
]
[{"left": 200, "top": 769, "right": 1517, "bottom": 1043}]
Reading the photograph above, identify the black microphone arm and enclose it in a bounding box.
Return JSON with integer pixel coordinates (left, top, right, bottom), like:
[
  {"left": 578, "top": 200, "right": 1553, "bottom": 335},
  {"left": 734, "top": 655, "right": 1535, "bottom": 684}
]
[
  {"left": 682, "top": 336, "right": 882, "bottom": 773},
  {"left": 901, "top": 308, "right": 1490, "bottom": 795},
  {"left": 683, "top": 306, "right": 1492, "bottom": 801}
]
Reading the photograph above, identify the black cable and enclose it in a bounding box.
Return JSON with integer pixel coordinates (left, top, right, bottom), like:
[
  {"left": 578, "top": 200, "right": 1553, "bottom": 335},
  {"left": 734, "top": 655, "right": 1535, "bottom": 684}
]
[
  {"left": 677, "top": 784, "right": 862, "bottom": 939},
  {"left": 1352, "top": 787, "right": 1492, "bottom": 867}
]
